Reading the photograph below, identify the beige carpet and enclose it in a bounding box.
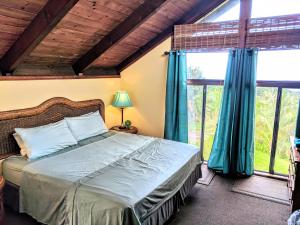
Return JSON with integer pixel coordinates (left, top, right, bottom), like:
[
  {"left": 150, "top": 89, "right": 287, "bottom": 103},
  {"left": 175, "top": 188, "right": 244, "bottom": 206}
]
[
  {"left": 232, "top": 175, "right": 290, "bottom": 205},
  {"left": 197, "top": 163, "right": 215, "bottom": 185}
]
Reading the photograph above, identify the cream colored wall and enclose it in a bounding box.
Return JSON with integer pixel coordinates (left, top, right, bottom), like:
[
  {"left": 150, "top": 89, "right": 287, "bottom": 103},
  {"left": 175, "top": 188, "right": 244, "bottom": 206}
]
[
  {"left": 120, "top": 38, "right": 171, "bottom": 137},
  {"left": 0, "top": 79, "right": 121, "bottom": 128},
  {"left": 0, "top": 38, "right": 171, "bottom": 137}
]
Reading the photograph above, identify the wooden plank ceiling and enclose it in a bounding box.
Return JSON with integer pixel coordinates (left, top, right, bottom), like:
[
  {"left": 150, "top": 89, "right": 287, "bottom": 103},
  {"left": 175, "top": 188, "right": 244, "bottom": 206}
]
[
  {"left": 0, "top": 0, "right": 227, "bottom": 76},
  {"left": 0, "top": 0, "right": 48, "bottom": 59}
]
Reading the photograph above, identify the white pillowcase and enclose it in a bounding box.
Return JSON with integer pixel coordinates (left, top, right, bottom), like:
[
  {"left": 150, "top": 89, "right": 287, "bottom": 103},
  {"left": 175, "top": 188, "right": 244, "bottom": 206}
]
[
  {"left": 15, "top": 120, "right": 78, "bottom": 160},
  {"left": 65, "top": 111, "right": 108, "bottom": 141},
  {"left": 13, "top": 133, "right": 28, "bottom": 157}
]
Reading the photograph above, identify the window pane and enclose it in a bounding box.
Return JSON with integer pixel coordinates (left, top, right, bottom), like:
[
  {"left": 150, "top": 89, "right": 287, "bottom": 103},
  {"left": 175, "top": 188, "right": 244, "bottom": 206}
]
[
  {"left": 257, "top": 50, "right": 300, "bottom": 81},
  {"left": 200, "top": 1, "right": 240, "bottom": 22},
  {"left": 187, "top": 52, "right": 228, "bottom": 79},
  {"left": 203, "top": 86, "right": 223, "bottom": 160},
  {"left": 275, "top": 89, "right": 300, "bottom": 174},
  {"left": 212, "top": 2, "right": 240, "bottom": 22},
  {"left": 255, "top": 87, "right": 277, "bottom": 172},
  {"left": 252, "top": 0, "right": 300, "bottom": 18},
  {"left": 188, "top": 85, "right": 203, "bottom": 148}
]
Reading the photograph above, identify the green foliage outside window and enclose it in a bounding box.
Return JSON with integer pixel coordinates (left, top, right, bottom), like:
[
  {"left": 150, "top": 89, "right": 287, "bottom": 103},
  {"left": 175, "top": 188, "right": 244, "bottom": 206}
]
[{"left": 188, "top": 66, "right": 300, "bottom": 174}]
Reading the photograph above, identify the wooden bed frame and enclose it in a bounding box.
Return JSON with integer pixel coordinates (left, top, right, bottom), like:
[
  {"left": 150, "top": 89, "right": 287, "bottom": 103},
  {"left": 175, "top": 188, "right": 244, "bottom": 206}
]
[{"left": 0, "top": 97, "right": 105, "bottom": 210}]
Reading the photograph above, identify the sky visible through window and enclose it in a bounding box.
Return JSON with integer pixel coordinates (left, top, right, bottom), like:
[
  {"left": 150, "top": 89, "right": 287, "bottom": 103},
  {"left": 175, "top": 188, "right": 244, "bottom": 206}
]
[
  {"left": 212, "top": 0, "right": 300, "bottom": 22},
  {"left": 187, "top": 50, "right": 300, "bottom": 81},
  {"left": 212, "top": 2, "right": 240, "bottom": 22},
  {"left": 251, "top": 0, "right": 300, "bottom": 18},
  {"left": 257, "top": 50, "right": 300, "bottom": 81},
  {"left": 187, "top": 52, "right": 228, "bottom": 79}
]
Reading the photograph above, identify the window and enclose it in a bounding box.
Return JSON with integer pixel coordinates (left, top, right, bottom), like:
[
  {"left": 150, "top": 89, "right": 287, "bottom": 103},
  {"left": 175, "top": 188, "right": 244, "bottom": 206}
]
[
  {"left": 186, "top": 0, "right": 300, "bottom": 174},
  {"left": 257, "top": 50, "right": 300, "bottom": 81},
  {"left": 187, "top": 52, "right": 226, "bottom": 160},
  {"left": 200, "top": 0, "right": 240, "bottom": 22},
  {"left": 275, "top": 89, "right": 300, "bottom": 174},
  {"left": 212, "top": 2, "right": 240, "bottom": 22},
  {"left": 251, "top": 0, "right": 300, "bottom": 18},
  {"left": 187, "top": 84, "right": 223, "bottom": 161},
  {"left": 188, "top": 86, "right": 203, "bottom": 148},
  {"left": 203, "top": 86, "right": 223, "bottom": 160},
  {"left": 255, "top": 87, "right": 277, "bottom": 172},
  {"left": 256, "top": 50, "right": 300, "bottom": 174},
  {"left": 187, "top": 52, "right": 228, "bottom": 79},
  {"left": 187, "top": 50, "right": 300, "bottom": 174},
  {"left": 274, "top": 89, "right": 300, "bottom": 174}
]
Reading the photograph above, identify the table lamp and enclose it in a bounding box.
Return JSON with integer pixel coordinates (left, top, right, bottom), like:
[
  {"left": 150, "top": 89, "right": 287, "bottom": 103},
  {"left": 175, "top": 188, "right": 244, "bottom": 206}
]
[{"left": 112, "top": 91, "right": 132, "bottom": 129}]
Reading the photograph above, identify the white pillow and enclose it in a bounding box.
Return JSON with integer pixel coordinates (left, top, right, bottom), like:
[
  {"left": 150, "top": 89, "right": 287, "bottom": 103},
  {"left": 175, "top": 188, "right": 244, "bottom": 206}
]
[
  {"left": 13, "top": 133, "right": 28, "bottom": 157},
  {"left": 15, "top": 120, "right": 78, "bottom": 160},
  {"left": 65, "top": 111, "right": 108, "bottom": 141}
]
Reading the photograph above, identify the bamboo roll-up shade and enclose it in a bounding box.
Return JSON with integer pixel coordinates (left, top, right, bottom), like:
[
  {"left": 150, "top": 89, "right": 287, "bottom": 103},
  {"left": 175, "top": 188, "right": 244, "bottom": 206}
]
[
  {"left": 246, "top": 14, "right": 300, "bottom": 49},
  {"left": 173, "top": 13, "right": 300, "bottom": 51},
  {"left": 173, "top": 21, "right": 240, "bottom": 50}
]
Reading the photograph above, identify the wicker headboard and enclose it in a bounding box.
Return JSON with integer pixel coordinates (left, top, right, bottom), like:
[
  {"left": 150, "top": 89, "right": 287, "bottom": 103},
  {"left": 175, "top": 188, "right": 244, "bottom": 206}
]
[{"left": 0, "top": 97, "right": 105, "bottom": 157}]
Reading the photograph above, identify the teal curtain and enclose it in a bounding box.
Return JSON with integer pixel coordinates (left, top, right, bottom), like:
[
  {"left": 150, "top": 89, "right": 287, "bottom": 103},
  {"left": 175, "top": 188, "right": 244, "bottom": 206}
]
[
  {"left": 164, "top": 50, "right": 188, "bottom": 143},
  {"left": 208, "top": 48, "right": 258, "bottom": 176}
]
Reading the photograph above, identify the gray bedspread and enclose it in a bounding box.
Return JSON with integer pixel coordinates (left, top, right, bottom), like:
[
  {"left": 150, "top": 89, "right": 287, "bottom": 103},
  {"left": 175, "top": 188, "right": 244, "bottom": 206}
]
[{"left": 19, "top": 132, "right": 201, "bottom": 225}]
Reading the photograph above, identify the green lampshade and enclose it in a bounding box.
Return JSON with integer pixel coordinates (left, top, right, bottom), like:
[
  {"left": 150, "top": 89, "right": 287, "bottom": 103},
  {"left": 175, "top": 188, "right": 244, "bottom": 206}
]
[{"left": 112, "top": 91, "right": 132, "bottom": 108}]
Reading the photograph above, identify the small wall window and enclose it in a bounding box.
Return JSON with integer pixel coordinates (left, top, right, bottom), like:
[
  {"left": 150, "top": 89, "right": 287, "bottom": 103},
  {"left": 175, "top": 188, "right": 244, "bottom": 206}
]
[
  {"left": 251, "top": 0, "right": 300, "bottom": 18},
  {"left": 199, "top": 0, "right": 240, "bottom": 23}
]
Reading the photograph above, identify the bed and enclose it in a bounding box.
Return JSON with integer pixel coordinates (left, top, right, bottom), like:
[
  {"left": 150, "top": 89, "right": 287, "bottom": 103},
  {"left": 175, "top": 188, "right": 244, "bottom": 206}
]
[{"left": 0, "top": 97, "right": 202, "bottom": 225}]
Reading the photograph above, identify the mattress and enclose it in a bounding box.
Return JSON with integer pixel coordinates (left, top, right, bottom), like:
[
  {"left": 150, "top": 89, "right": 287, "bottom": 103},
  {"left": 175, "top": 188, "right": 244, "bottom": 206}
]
[
  {"left": 2, "top": 156, "right": 28, "bottom": 186},
  {"left": 18, "top": 132, "right": 201, "bottom": 225}
]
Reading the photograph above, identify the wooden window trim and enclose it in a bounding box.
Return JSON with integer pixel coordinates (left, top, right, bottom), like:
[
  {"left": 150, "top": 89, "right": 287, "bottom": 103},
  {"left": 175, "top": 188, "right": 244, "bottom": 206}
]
[{"left": 187, "top": 79, "right": 300, "bottom": 89}]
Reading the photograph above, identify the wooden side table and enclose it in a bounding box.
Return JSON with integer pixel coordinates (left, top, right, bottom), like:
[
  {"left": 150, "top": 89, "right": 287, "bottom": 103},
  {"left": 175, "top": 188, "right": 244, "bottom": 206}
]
[
  {"left": 0, "top": 176, "right": 4, "bottom": 224},
  {"left": 110, "top": 126, "right": 138, "bottom": 134}
]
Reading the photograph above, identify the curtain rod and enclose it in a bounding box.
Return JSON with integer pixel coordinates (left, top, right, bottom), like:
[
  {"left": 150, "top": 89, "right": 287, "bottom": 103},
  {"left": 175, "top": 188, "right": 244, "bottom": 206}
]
[
  {"left": 163, "top": 48, "right": 265, "bottom": 55},
  {"left": 163, "top": 50, "right": 226, "bottom": 55}
]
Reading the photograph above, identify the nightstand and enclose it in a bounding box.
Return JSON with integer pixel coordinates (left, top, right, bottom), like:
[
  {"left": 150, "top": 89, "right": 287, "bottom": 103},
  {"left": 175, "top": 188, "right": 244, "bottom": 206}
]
[
  {"left": 289, "top": 137, "right": 300, "bottom": 212},
  {"left": 110, "top": 126, "right": 138, "bottom": 134},
  {"left": 0, "top": 176, "right": 4, "bottom": 224}
]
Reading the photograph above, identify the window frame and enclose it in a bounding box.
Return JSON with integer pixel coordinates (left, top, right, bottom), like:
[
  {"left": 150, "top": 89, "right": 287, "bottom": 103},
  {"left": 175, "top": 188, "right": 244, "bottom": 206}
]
[{"left": 187, "top": 77, "right": 300, "bottom": 175}]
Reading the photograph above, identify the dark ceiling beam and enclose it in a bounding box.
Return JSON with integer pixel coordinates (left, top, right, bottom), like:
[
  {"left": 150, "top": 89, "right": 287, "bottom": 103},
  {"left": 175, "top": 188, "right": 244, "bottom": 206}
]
[
  {"left": 117, "top": 0, "right": 228, "bottom": 72},
  {"left": 72, "top": 0, "right": 167, "bottom": 74},
  {"left": 0, "top": 0, "right": 79, "bottom": 75}
]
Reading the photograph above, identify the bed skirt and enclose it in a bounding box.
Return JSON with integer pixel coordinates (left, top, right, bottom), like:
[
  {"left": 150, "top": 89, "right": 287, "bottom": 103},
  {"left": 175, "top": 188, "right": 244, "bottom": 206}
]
[
  {"left": 4, "top": 163, "right": 202, "bottom": 225},
  {"left": 142, "top": 163, "right": 202, "bottom": 225},
  {"left": 4, "top": 181, "right": 19, "bottom": 212}
]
